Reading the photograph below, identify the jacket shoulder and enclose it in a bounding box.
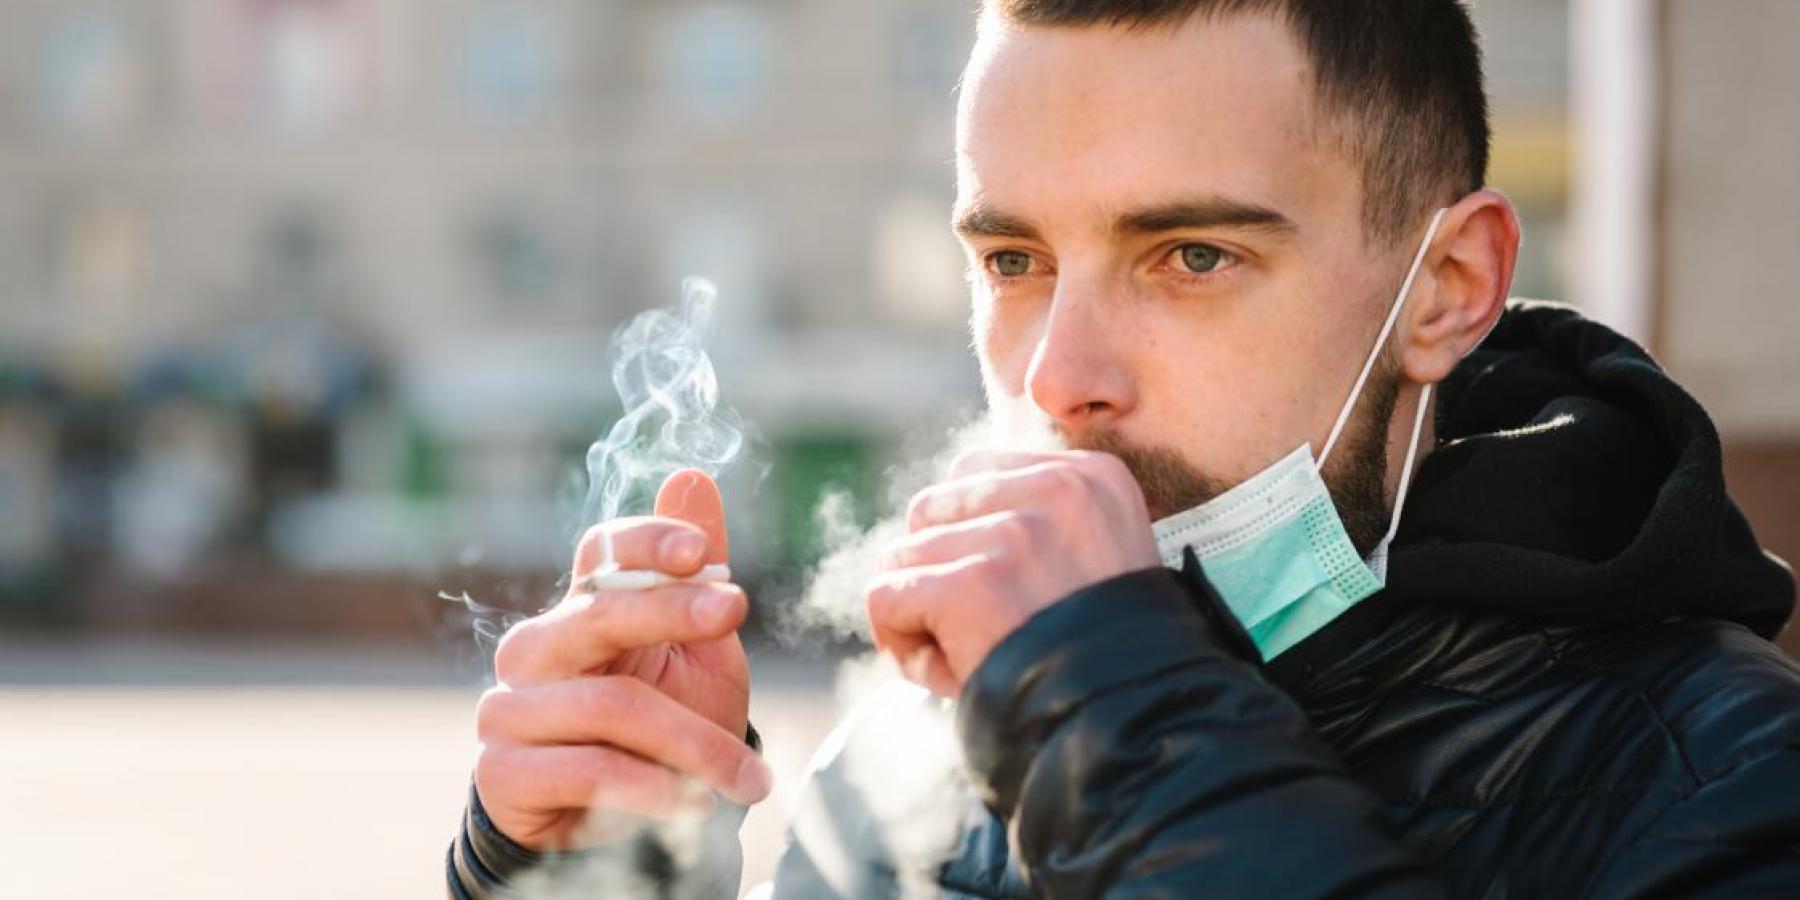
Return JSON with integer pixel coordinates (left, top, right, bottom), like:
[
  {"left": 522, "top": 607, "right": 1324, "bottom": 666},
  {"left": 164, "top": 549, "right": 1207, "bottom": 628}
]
[
  {"left": 1566, "top": 620, "right": 1800, "bottom": 896},
  {"left": 1565, "top": 617, "right": 1800, "bottom": 786}
]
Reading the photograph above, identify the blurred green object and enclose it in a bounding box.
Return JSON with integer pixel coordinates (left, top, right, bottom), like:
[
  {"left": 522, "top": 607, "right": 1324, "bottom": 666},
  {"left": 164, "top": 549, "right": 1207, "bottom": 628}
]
[
  {"left": 775, "top": 433, "right": 878, "bottom": 571},
  {"left": 401, "top": 417, "right": 450, "bottom": 501}
]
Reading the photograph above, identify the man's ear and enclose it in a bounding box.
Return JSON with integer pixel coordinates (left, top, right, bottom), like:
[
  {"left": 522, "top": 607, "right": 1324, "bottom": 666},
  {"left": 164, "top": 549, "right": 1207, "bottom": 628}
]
[{"left": 1401, "top": 189, "right": 1521, "bottom": 384}]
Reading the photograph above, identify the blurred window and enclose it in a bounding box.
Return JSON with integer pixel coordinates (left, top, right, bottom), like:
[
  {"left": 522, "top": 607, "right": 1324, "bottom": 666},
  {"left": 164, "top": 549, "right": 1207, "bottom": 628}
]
[
  {"left": 48, "top": 200, "right": 148, "bottom": 365},
  {"left": 455, "top": 2, "right": 560, "bottom": 124},
  {"left": 659, "top": 4, "right": 775, "bottom": 123},
  {"left": 36, "top": 8, "right": 147, "bottom": 135},
  {"left": 468, "top": 210, "right": 559, "bottom": 305},
  {"left": 51, "top": 201, "right": 146, "bottom": 305},
  {"left": 873, "top": 192, "right": 967, "bottom": 329},
  {"left": 237, "top": 0, "right": 368, "bottom": 133},
  {"left": 661, "top": 210, "right": 769, "bottom": 334}
]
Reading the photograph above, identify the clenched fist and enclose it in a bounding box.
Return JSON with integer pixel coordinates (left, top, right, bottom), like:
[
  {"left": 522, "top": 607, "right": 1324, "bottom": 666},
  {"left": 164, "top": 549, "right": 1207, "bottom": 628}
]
[
  {"left": 474, "top": 469, "right": 772, "bottom": 851},
  {"left": 867, "top": 449, "right": 1160, "bottom": 698}
]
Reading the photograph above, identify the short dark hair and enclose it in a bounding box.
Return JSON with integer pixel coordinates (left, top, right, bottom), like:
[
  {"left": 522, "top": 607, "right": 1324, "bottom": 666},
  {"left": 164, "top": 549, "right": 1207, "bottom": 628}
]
[{"left": 984, "top": 0, "right": 1491, "bottom": 248}]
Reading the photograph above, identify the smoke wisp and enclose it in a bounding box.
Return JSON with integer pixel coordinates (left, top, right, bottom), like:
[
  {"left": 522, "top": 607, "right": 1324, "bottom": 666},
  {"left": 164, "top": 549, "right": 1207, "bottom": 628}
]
[
  {"left": 770, "top": 403, "right": 1062, "bottom": 648},
  {"left": 581, "top": 277, "right": 745, "bottom": 531}
]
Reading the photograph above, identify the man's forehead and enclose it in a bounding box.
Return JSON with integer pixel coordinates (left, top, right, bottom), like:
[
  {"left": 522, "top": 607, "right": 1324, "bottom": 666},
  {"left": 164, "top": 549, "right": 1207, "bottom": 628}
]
[{"left": 954, "top": 12, "right": 1344, "bottom": 235}]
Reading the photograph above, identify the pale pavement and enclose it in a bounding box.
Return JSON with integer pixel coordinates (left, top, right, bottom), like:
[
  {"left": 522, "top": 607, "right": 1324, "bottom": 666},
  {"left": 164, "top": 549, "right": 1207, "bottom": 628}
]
[{"left": 0, "top": 638, "right": 843, "bottom": 899}]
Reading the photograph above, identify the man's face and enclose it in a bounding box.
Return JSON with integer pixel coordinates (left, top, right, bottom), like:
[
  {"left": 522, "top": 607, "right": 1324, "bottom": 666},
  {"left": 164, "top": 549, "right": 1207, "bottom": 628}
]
[{"left": 955, "top": 13, "right": 1415, "bottom": 531}]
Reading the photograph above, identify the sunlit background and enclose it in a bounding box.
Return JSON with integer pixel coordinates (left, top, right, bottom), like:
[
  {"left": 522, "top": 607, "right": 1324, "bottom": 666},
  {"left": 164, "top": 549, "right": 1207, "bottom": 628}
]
[{"left": 0, "top": 1, "right": 1794, "bottom": 897}]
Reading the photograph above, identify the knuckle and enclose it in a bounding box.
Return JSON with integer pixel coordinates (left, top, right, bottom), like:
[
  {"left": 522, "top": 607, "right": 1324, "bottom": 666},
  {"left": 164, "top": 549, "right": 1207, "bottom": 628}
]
[
  {"left": 576, "top": 522, "right": 612, "bottom": 561},
  {"left": 947, "top": 448, "right": 984, "bottom": 478},
  {"left": 972, "top": 554, "right": 1013, "bottom": 591},
  {"left": 491, "top": 622, "right": 534, "bottom": 684},
  {"left": 472, "top": 744, "right": 514, "bottom": 798},
  {"left": 1045, "top": 462, "right": 1087, "bottom": 498},
  {"left": 993, "top": 511, "right": 1033, "bottom": 551},
  {"left": 474, "top": 686, "right": 514, "bottom": 740},
  {"left": 864, "top": 580, "right": 895, "bottom": 620},
  {"left": 878, "top": 540, "right": 907, "bottom": 572},
  {"left": 905, "top": 489, "right": 939, "bottom": 530}
]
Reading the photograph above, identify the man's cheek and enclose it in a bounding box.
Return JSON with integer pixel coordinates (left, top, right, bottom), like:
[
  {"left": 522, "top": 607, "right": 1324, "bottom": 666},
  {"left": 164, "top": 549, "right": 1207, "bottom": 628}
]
[{"left": 974, "top": 306, "right": 1043, "bottom": 397}]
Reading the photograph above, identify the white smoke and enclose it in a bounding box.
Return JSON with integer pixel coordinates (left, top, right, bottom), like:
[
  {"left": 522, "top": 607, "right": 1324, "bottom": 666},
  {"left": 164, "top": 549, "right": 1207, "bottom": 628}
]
[
  {"left": 442, "top": 278, "right": 746, "bottom": 677},
  {"left": 459, "top": 271, "right": 1071, "bottom": 895},
  {"left": 452, "top": 279, "right": 749, "bottom": 899},
  {"left": 765, "top": 401, "right": 1062, "bottom": 896},
  {"left": 773, "top": 403, "right": 1061, "bottom": 646},
  {"left": 580, "top": 277, "right": 745, "bottom": 529}
]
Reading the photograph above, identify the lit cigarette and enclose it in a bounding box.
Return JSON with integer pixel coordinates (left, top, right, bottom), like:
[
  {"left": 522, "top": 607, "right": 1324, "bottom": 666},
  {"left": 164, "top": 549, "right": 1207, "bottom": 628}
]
[{"left": 578, "top": 564, "right": 732, "bottom": 593}]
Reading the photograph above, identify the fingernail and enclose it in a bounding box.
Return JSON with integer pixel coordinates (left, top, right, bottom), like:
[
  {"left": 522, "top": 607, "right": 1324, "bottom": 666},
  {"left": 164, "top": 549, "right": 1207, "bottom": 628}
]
[
  {"left": 691, "top": 588, "right": 735, "bottom": 625},
  {"left": 662, "top": 531, "right": 704, "bottom": 567},
  {"left": 735, "top": 755, "right": 773, "bottom": 802}
]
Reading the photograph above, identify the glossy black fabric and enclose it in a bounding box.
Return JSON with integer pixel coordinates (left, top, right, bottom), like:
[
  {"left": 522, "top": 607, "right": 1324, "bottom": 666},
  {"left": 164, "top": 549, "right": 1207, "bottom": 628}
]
[
  {"left": 778, "top": 568, "right": 1800, "bottom": 899},
  {"left": 771, "top": 302, "right": 1800, "bottom": 898}
]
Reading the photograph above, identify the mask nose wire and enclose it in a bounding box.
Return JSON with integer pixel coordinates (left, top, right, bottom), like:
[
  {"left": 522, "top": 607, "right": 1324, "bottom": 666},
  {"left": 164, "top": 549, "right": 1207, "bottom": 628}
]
[{"left": 1317, "top": 207, "right": 1450, "bottom": 470}]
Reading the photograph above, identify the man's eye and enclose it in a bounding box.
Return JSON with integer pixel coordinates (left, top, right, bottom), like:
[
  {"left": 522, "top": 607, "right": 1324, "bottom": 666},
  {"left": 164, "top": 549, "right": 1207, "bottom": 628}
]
[
  {"left": 987, "top": 251, "right": 1034, "bottom": 278},
  {"left": 1177, "top": 244, "right": 1227, "bottom": 274}
]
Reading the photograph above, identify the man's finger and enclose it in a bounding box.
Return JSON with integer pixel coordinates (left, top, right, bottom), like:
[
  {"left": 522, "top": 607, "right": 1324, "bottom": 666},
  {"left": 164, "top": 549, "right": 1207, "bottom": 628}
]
[
  {"left": 866, "top": 562, "right": 968, "bottom": 697},
  {"left": 476, "top": 743, "right": 712, "bottom": 823},
  {"left": 494, "top": 583, "right": 748, "bottom": 685},
  {"left": 864, "top": 557, "right": 980, "bottom": 652},
  {"left": 477, "top": 677, "right": 772, "bottom": 805},
  {"left": 908, "top": 462, "right": 1075, "bottom": 532},
  {"left": 572, "top": 517, "right": 711, "bottom": 581},
  {"left": 655, "top": 469, "right": 731, "bottom": 565},
  {"left": 947, "top": 447, "right": 1073, "bottom": 480},
  {"left": 885, "top": 511, "right": 1032, "bottom": 571},
  {"left": 898, "top": 644, "right": 961, "bottom": 699}
]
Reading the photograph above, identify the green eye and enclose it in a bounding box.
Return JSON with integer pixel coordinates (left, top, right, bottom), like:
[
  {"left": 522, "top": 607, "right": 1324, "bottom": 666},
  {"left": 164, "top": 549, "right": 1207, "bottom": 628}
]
[
  {"left": 1178, "top": 244, "right": 1225, "bottom": 274},
  {"left": 990, "top": 251, "right": 1033, "bottom": 278}
]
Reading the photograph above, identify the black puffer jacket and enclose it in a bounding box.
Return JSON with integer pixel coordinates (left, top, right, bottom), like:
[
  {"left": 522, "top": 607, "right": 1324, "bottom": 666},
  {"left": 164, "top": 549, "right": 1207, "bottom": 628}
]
[
  {"left": 450, "top": 302, "right": 1800, "bottom": 897},
  {"left": 771, "top": 302, "right": 1800, "bottom": 898}
]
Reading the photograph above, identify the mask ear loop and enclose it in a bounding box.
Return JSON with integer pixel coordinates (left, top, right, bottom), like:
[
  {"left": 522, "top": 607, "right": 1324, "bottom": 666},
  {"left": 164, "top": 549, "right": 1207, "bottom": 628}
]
[
  {"left": 1318, "top": 207, "right": 1449, "bottom": 470},
  {"left": 1382, "top": 381, "right": 1433, "bottom": 550}
]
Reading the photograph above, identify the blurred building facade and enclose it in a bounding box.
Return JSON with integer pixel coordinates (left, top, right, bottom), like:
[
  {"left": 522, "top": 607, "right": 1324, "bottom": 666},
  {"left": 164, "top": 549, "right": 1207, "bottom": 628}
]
[
  {"left": 1658, "top": 0, "right": 1800, "bottom": 656},
  {"left": 13, "top": 1, "right": 1784, "bottom": 650},
  {"left": 0, "top": 0, "right": 989, "bottom": 633}
]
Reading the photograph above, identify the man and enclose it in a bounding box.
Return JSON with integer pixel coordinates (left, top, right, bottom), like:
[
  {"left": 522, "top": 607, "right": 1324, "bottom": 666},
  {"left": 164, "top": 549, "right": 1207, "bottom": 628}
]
[{"left": 449, "top": 1, "right": 1800, "bottom": 897}]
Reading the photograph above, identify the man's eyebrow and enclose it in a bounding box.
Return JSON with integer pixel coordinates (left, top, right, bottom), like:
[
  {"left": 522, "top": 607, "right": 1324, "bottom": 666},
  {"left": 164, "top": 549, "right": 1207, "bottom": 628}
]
[
  {"left": 1114, "top": 198, "right": 1298, "bottom": 238},
  {"left": 952, "top": 205, "right": 1042, "bottom": 241}
]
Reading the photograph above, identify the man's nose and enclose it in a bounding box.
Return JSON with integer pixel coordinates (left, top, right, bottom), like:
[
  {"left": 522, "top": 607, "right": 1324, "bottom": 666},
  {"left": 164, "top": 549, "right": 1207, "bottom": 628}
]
[{"left": 1024, "top": 285, "right": 1135, "bottom": 430}]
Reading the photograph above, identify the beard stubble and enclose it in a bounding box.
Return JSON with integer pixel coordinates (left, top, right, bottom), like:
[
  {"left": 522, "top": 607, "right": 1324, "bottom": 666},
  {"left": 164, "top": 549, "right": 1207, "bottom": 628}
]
[{"left": 1065, "top": 362, "right": 1403, "bottom": 558}]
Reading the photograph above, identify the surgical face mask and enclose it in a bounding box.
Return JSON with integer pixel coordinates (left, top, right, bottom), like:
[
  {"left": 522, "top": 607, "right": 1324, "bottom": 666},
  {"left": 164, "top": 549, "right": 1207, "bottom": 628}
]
[{"left": 1151, "top": 208, "right": 1449, "bottom": 661}]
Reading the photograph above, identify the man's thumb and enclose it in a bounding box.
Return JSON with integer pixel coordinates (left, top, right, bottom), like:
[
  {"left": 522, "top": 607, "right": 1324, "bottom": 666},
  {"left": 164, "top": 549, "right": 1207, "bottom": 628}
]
[{"left": 654, "top": 469, "right": 730, "bottom": 565}]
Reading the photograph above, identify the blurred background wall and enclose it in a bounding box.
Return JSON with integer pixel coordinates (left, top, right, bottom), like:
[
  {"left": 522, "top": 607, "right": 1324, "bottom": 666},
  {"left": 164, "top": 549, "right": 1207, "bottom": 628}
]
[
  {"left": 1658, "top": 0, "right": 1800, "bottom": 661},
  {"left": 0, "top": 0, "right": 988, "bottom": 642},
  {"left": 0, "top": 0, "right": 1599, "bottom": 645},
  {"left": 0, "top": 1, "right": 1793, "bottom": 896}
]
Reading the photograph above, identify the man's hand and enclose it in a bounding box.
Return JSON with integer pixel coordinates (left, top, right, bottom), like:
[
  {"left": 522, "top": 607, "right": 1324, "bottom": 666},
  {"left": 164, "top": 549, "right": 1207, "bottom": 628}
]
[
  {"left": 474, "top": 469, "right": 772, "bottom": 851},
  {"left": 866, "top": 449, "right": 1160, "bottom": 698}
]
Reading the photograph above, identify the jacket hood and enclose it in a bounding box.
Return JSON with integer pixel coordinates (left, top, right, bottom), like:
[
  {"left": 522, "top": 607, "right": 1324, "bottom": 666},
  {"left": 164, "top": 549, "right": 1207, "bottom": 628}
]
[{"left": 1386, "top": 300, "right": 1794, "bottom": 639}]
